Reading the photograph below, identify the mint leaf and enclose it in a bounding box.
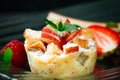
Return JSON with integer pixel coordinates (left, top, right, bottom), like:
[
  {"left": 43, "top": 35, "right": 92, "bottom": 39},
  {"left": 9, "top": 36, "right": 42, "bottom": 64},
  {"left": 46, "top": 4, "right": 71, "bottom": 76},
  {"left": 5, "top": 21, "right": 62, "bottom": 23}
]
[
  {"left": 3, "top": 48, "right": 13, "bottom": 64},
  {"left": 0, "top": 54, "right": 3, "bottom": 61},
  {"left": 45, "top": 19, "right": 81, "bottom": 34},
  {"left": 61, "top": 24, "right": 80, "bottom": 32},
  {"left": 58, "top": 22, "right": 63, "bottom": 31},
  {"left": 106, "top": 22, "right": 118, "bottom": 28},
  {"left": 45, "top": 19, "right": 57, "bottom": 29}
]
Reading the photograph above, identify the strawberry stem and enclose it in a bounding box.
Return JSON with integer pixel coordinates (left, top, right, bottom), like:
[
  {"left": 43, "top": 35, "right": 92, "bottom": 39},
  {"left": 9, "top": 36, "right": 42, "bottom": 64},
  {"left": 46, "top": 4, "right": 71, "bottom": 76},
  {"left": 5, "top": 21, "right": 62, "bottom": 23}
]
[{"left": 106, "top": 22, "right": 118, "bottom": 28}]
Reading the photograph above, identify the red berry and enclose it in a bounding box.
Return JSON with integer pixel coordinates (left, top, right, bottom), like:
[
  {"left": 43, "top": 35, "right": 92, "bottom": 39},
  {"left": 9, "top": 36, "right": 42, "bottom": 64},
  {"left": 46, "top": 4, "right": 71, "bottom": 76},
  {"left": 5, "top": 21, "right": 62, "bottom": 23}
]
[
  {"left": 41, "top": 26, "right": 65, "bottom": 49},
  {"left": 88, "top": 25, "right": 120, "bottom": 56},
  {"left": 41, "top": 31, "right": 65, "bottom": 49},
  {"left": 42, "top": 26, "right": 59, "bottom": 37},
  {"left": 0, "top": 40, "right": 27, "bottom": 68},
  {"left": 64, "top": 30, "right": 81, "bottom": 42}
]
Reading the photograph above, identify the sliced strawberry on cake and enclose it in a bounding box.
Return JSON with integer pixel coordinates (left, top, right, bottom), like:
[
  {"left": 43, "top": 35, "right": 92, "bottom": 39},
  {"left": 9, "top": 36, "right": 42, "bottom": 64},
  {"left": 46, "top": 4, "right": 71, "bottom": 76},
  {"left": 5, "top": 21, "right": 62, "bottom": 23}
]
[
  {"left": 64, "top": 30, "right": 81, "bottom": 42},
  {"left": 42, "top": 26, "right": 59, "bottom": 37},
  {"left": 40, "top": 19, "right": 81, "bottom": 49},
  {"left": 41, "top": 31, "right": 64, "bottom": 49}
]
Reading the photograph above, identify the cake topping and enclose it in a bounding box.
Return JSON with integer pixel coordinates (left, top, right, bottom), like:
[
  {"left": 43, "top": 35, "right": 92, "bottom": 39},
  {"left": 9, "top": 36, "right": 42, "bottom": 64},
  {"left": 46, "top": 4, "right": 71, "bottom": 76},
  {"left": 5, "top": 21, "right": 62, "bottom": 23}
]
[
  {"left": 63, "top": 43, "right": 79, "bottom": 54},
  {"left": 45, "top": 18, "right": 81, "bottom": 36},
  {"left": 24, "top": 19, "right": 95, "bottom": 55}
]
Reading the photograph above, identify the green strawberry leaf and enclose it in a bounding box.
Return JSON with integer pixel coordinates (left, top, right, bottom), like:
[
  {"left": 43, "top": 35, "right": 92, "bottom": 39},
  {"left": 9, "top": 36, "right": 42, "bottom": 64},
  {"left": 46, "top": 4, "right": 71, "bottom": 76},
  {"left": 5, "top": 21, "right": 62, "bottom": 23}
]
[
  {"left": 0, "top": 54, "right": 3, "bottom": 61},
  {"left": 1, "top": 63, "right": 10, "bottom": 72},
  {"left": 3, "top": 48, "right": 13, "bottom": 64},
  {"left": 106, "top": 22, "right": 118, "bottom": 28}
]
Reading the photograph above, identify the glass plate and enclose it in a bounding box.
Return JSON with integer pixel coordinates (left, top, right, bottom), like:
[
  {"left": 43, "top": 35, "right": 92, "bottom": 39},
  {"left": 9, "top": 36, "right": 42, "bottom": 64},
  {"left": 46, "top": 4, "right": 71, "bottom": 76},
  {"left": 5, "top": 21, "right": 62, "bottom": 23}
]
[{"left": 1, "top": 56, "right": 120, "bottom": 80}]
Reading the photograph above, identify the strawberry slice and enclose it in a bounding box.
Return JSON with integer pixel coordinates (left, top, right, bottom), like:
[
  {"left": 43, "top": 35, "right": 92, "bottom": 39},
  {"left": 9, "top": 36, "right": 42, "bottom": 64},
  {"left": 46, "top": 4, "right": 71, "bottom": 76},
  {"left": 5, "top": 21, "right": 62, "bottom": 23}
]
[
  {"left": 64, "top": 30, "right": 81, "bottom": 42},
  {"left": 42, "top": 26, "right": 59, "bottom": 37},
  {"left": 41, "top": 31, "right": 64, "bottom": 49},
  {"left": 88, "top": 25, "right": 120, "bottom": 56},
  {"left": 64, "top": 18, "right": 70, "bottom": 24}
]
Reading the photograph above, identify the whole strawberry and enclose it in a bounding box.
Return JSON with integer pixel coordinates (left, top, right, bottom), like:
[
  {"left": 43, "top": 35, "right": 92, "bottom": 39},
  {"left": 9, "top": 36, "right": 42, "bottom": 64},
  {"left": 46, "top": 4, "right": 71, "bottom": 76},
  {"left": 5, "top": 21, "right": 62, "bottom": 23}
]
[{"left": 0, "top": 40, "right": 27, "bottom": 68}]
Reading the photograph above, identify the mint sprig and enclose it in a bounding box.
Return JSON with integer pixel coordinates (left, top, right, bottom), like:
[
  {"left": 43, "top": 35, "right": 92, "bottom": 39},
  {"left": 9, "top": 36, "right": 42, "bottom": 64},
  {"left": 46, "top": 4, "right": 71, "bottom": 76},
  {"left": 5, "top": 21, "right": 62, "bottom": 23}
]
[
  {"left": 45, "top": 19, "right": 80, "bottom": 33},
  {"left": 58, "top": 21, "right": 63, "bottom": 31},
  {"left": 61, "top": 24, "right": 80, "bottom": 32},
  {"left": 45, "top": 19, "right": 57, "bottom": 29}
]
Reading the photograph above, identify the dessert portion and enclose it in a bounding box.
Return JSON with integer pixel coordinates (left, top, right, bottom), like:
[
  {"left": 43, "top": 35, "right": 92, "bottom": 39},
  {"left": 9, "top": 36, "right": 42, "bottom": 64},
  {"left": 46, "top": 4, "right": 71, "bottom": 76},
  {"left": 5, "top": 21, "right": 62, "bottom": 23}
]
[{"left": 24, "top": 19, "right": 97, "bottom": 78}]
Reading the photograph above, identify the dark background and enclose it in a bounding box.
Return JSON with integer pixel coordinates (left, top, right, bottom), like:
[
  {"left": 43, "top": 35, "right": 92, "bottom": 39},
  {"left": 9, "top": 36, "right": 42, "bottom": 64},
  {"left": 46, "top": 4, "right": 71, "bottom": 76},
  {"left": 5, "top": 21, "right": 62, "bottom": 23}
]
[
  {"left": 0, "top": 0, "right": 120, "bottom": 49},
  {"left": 0, "top": 0, "right": 102, "bottom": 12}
]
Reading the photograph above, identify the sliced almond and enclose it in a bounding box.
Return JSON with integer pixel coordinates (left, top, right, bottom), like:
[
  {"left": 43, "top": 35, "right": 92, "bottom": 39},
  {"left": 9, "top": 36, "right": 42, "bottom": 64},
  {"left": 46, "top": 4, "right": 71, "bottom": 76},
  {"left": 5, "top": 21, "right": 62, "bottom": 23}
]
[
  {"left": 63, "top": 43, "right": 79, "bottom": 54},
  {"left": 46, "top": 43, "right": 62, "bottom": 55},
  {"left": 81, "top": 29, "right": 94, "bottom": 39},
  {"left": 29, "top": 41, "right": 46, "bottom": 51},
  {"left": 73, "top": 38, "right": 88, "bottom": 48},
  {"left": 24, "top": 29, "right": 42, "bottom": 45}
]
